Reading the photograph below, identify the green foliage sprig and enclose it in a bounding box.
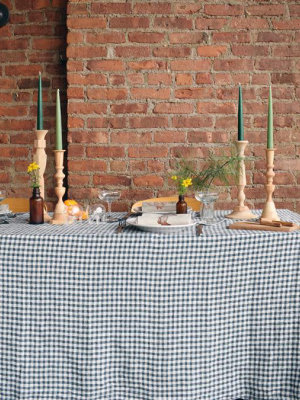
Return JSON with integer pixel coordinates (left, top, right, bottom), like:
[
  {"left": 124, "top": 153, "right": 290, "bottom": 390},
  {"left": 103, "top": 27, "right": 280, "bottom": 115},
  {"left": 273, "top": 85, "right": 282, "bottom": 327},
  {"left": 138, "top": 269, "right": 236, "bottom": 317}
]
[{"left": 173, "top": 149, "right": 242, "bottom": 193}]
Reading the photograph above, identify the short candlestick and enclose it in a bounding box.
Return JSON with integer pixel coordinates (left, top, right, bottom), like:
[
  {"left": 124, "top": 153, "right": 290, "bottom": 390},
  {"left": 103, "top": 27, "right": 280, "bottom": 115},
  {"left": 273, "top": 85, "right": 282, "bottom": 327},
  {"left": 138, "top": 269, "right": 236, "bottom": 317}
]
[
  {"left": 33, "top": 129, "right": 51, "bottom": 222},
  {"left": 50, "top": 150, "right": 67, "bottom": 225},
  {"left": 261, "top": 148, "right": 279, "bottom": 221},
  {"left": 226, "top": 140, "right": 256, "bottom": 220}
]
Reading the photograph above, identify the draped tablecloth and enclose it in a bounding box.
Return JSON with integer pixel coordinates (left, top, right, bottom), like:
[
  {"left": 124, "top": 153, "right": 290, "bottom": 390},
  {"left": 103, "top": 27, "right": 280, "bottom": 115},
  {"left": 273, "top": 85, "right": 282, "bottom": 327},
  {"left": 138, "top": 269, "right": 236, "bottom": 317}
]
[{"left": 1, "top": 209, "right": 300, "bottom": 400}]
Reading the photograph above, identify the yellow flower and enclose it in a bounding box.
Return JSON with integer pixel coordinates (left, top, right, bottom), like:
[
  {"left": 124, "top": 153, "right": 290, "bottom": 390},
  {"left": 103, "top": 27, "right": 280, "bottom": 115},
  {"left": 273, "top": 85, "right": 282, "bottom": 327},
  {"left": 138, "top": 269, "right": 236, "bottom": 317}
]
[
  {"left": 182, "top": 178, "right": 192, "bottom": 188},
  {"left": 171, "top": 175, "right": 178, "bottom": 181},
  {"left": 27, "top": 162, "right": 40, "bottom": 173}
]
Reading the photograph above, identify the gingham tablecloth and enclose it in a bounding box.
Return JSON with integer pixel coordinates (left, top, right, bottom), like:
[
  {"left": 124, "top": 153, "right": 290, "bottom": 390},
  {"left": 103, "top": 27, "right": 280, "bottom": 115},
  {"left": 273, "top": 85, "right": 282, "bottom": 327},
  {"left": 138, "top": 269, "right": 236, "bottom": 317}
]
[{"left": 1, "top": 209, "right": 300, "bottom": 400}]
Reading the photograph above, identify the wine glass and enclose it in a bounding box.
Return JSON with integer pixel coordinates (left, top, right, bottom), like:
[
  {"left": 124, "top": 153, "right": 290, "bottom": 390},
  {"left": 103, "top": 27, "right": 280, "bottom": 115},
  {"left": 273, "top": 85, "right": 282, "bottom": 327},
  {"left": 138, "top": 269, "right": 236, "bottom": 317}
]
[
  {"left": 98, "top": 190, "right": 121, "bottom": 222},
  {"left": 0, "top": 189, "right": 7, "bottom": 213}
]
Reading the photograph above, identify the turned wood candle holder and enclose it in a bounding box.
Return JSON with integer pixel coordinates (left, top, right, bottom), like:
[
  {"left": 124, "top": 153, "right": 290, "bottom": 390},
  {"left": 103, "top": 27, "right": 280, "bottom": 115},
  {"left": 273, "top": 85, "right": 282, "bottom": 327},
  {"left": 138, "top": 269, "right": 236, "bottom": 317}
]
[
  {"left": 226, "top": 140, "right": 256, "bottom": 220},
  {"left": 261, "top": 148, "right": 279, "bottom": 221},
  {"left": 33, "top": 129, "right": 51, "bottom": 222},
  {"left": 50, "top": 150, "right": 68, "bottom": 225}
]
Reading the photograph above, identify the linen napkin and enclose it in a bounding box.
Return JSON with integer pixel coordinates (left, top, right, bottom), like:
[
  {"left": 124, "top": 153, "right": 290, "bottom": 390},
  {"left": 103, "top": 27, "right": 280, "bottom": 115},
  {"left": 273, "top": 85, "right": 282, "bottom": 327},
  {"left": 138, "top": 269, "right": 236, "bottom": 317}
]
[
  {"left": 137, "top": 213, "right": 191, "bottom": 226},
  {"left": 142, "top": 201, "right": 176, "bottom": 213}
]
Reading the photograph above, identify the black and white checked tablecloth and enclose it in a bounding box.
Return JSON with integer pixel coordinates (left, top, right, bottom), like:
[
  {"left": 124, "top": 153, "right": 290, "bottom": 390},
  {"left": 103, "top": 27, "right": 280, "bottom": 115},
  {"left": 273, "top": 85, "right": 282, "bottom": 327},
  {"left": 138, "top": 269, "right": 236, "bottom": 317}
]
[{"left": 1, "top": 209, "right": 300, "bottom": 400}]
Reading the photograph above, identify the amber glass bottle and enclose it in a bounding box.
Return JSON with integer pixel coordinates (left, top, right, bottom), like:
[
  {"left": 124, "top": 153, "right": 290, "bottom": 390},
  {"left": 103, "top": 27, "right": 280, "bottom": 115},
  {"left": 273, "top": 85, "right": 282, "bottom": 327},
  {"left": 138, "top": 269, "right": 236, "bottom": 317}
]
[
  {"left": 176, "top": 195, "right": 187, "bottom": 214},
  {"left": 30, "top": 187, "right": 44, "bottom": 224}
]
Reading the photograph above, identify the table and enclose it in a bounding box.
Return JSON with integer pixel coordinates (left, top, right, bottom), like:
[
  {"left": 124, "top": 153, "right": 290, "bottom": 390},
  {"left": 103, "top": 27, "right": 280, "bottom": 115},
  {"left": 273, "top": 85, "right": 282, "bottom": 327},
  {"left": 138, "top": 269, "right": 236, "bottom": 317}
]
[{"left": 1, "top": 209, "right": 300, "bottom": 400}]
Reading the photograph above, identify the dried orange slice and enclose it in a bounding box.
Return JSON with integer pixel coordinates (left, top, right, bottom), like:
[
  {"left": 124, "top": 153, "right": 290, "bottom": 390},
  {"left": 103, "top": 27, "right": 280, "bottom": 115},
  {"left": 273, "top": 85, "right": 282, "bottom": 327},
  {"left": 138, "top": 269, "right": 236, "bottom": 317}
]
[{"left": 64, "top": 199, "right": 78, "bottom": 206}]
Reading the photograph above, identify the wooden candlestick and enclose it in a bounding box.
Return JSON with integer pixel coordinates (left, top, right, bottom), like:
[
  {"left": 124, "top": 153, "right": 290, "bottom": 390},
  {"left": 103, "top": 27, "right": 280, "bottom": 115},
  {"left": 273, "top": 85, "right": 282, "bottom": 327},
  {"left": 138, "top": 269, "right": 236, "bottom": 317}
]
[
  {"left": 226, "top": 140, "right": 256, "bottom": 220},
  {"left": 50, "top": 150, "right": 67, "bottom": 225},
  {"left": 261, "top": 148, "right": 279, "bottom": 221},
  {"left": 33, "top": 129, "right": 51, "bottom": 222}
]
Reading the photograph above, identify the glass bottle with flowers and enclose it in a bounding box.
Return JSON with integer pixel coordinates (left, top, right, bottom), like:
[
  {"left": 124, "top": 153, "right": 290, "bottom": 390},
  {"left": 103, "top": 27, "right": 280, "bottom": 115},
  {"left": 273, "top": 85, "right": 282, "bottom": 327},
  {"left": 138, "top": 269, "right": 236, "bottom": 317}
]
[
  {"left": 171, "top": 175, "right": 193, "bottom": 214},
  {"left": 27, "top": 162, "right": 44, "bottom": 224}
]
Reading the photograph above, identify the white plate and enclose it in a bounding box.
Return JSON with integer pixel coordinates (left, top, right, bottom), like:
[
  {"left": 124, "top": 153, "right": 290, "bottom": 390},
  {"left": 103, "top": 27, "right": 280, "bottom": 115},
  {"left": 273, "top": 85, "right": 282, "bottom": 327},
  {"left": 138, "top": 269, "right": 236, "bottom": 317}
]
[
  {"left": 132, "top": 205, "right": 192, "bottom": 214},
  {"left": 126, "top": 217, "right": 196, "bottom": 234}
]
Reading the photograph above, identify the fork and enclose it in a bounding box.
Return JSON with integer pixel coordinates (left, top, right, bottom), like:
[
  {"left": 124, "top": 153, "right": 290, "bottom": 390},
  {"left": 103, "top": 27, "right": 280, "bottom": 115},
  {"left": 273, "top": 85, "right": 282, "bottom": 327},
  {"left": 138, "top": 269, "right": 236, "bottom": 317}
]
[{"left": 117, "top": 218, "right": 127, "bottom": 234}]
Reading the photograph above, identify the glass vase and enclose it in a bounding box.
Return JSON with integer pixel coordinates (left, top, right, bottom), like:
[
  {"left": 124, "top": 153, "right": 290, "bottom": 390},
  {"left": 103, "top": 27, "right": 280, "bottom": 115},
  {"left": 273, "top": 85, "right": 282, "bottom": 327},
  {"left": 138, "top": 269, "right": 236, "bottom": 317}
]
[{"left": 195, "top": 191, "right": 219, "bottom": 223}]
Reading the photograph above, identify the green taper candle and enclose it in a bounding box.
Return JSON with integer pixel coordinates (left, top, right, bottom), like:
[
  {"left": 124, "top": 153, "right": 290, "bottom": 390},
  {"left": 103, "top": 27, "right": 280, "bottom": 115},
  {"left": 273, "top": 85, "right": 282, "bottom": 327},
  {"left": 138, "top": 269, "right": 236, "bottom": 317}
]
[
  {"left": 267, "top": 86, "right": 273, "bottom": 149},
  {"left": 56, "top": 89, "right": 63, "bottom": 150},
  {"left": 238, "top": 85, "right": 244, "bottom": 141},
  {"left": 37, "top": 72, "right": 43, "bottom": 130}
]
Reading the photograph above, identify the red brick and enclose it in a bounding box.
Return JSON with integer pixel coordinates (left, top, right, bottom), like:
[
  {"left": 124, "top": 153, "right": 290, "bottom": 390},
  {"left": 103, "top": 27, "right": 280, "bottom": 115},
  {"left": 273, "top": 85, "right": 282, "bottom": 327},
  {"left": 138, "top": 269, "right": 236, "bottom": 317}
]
[
  {"left": 196, "top": 73, "right": 213, "bottom": 84},
  {"left": 212, "top": 32, "right": 251, "bottom": 43},
  {"left": 153, "top": 103, "right": 193, "bottom": 114},
  {"left": 111, "top": 132, "right": 152, "bottom": 144},
  {"left": 87, "top": 88, "right": 127, "bottom": 100},
  {"left": 230, "top": 18, "right": 269, "bottom": 29},
  {"left": 131, "top": 88, "right": 170, "bottom": 100},
  {"left": 256, "top": 60, "right": 294, "bottom": 71},
  {"left": 247, "top": 5, "right": 285, "bottom": 16},
  {"left": 68, "top": 116, "right": 84, "bottom": 128},
  {"left": 68, "top": 175, "right": 90, "bottom": 186},
  {"left": 195, "top": 18, "right": 227, "bottom": 30},
  {"left": 204, "top": 4, "right": 244, "bottom": 16},
  {"left": 169, "top": 32, "right": 204, "bottom": 44},
  {"left": 273, "top": 20, "right": 300, "bottom": 30},
  {"left": 176, "top": 74, "right": 192, "bottom": 86},
  {"left": 171, "top": 60, "right": 211, "bottom": 71},
  {"left": 172, "top": 116, "right": 213, "bottom": 128},
  {"left": 232, "top": 45, "right": 268, "bottom": 57},
  {"left": 197, "top": 46, "right": 227, "bottom": 57},
  {"left": 92, "top": 3, "right": 132, "bottom": 14},
  {"left": 154, "top": 17, "right": 193, "bottom": 30},
  {"left": 110, "top": 161, "right": 127, "bottom": 172},
  {"left": 175, "top": 88, "right": 214, "bottom": 99},
  {"left": 197, "top": 102, "right": 236, "bottom": 114},
  {"left": 86, "top": 32, "right": 125, "bottom": 44},
  {"left": 110, "top": 17, "right": 149, "bottom": 29},
  {"left": 171, "top": 147, "right": 209, "bottom": 158},
  {"left": 69, "top": 131, "right": 108, "bottom": 144},
  {"left": 0, "top": 106, "right": 27, "bottom": 117},
  {"left": 87, "top": 60, "right": 125, "bottom": 72},
  {"left": 69, "top": 160, "right": 107, "bottom": 172},
  {"left": 129, "top": 146, "right": 168, "bottom": 158},
  {"left": 256, "top": 32, "right": 291, "bottom": 43},
  {"left": 115, "top": 46, "right": 151, "bottom": 58},
  {"left": 129, "top": 117, "right": 168, "bottom": 129},
  {"left": 67, "top": 145, "right": 85, "bottom": 158},
  {"left": 67, "top": 46, "right": 106, "bottom": 58},
  {"left": 128, "top": 32, "right": 164, "bottom": 43},
  {"left": 272, "top": 46, "right": 300, "bottom": 58},
  {"left": 175, "top": 4, "right": 201, "bottom": 14},
  {"left": 153, "top": 47, "right": 191, "bottom": 58},
  {"left": 67, "top": 87, "right": 84, "bottom": 99},
  {"left": 154, "top": 131, "right": 186, "bottom": 143},
  {"left": 93, "top": 175, "right": 131, "bottom": 187},
  {"left": 110, "top": 75, "right": 125, "bottom": 86},
  {"left": 130, "top": 161, "right": 146, "bottom": 172},
  {"left": 187, "top": 131, "right": 228, "bottom": 143},
  {"left": 67, "top": 61, "right": 84, "bottom": 72},
  {"left": 67, "top": 73, "right": 107, "bottom": 86},
  {"left": 67, "top": 3, "right": 88, "bottom": 15},
  {"left": 68, "top": 103, "right": 107, "bottom": 115},
  {"left": 15, "top": 0, "right": 50, "bottom": 9},
  {"left": 67, "top": 32, "right": 84, "bottom": 43},
  {"left": 133, "top": 175, "right": 164, "bottom": 188},
  {"left": 127, "top": 61, "right": 164, "bottom": 70},
  {"left": 86, "top": 147, "right": 125, "bottom": 158},
  {"left": 0, "top": 147, "right": 29, "bottom": 158},
  {"left": 127, "top": 74, "right": 144, "bottom": 85},
  {"left": 276, "top": 159, "right": 300, "bottom": 171},
  {"left": 148, "top": 73, "right": 172, "bottom": 85},
  {"left": 133, "top": 3, "right": 171, "bottom": 14},
  {"left": 111, "top": 103, "right": 148, "bottom": 114},
  {"left": 5, "top": 65, "right": 41, "bottom": 76},
  {"left": 214, "top": 59, "right": 254, "bottom": 71},
  {"left": 0, "top": 134, "right": 9, "bottom": 144},
  {"left": 87, "top": 117, "right": 126, "bottom": 129},
  {"left": 67, "top": 17, "right": 106, "bottom": 29}
]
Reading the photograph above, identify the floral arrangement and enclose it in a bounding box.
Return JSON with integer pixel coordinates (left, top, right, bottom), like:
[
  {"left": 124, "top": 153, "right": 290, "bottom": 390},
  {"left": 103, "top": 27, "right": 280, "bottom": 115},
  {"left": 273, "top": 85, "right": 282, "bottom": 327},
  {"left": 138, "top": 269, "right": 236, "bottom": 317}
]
[
  {"left": 27, "top": 162, "right": 40, "bottom": 188},
  {"left": 172, "top": 150, "right": 241, "bottom": 193},
  {"left": 171, "top": 175, "right": 193, "bottom": 196}
]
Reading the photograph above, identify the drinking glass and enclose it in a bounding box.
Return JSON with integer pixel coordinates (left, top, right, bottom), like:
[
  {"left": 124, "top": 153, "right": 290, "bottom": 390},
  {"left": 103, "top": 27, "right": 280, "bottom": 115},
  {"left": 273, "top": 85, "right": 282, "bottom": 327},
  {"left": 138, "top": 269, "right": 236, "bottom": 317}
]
[
  {"left": 195, "top": 191, "right": 219, "bottom": 223},
  {"left": 87, "top": 204, "right": 106, "bottom": 224},
  {"left": 98, "top": 190, "right": 121, "bottom": 222}
]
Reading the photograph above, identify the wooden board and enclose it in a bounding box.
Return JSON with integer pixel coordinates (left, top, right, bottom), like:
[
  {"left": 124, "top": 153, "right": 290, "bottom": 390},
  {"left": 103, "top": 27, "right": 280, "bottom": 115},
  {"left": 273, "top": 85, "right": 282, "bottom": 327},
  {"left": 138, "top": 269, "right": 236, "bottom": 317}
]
[{"left": 228, "top": 221, "right": 299, "bottom": 232}]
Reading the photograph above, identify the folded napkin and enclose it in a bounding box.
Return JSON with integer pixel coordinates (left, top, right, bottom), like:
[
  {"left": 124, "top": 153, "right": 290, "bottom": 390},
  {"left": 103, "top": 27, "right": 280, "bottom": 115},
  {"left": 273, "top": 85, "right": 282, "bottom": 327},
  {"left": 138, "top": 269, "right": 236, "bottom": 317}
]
[
  {"left": 137, "top": 213, "right": 191, "bottom": 227},
  {"left": 142, "top": 201, "right": 176, "bottom": 213}
]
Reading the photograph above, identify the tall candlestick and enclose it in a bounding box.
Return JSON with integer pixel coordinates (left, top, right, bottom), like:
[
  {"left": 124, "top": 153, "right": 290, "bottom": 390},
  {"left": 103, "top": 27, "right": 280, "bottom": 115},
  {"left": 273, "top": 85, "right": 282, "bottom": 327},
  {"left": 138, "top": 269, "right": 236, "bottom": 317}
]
[
  {"left": 50, "top": 150, "right": 67, "bottom": 225},
  {"left": 261, "top": 148, "right": 279, "bottom": 221},
  {"left": 226, "top": 141, "right": 256, "bottom": 220},
  {"left": 238, "top": 85, "right": 244, "bottom": 141},
  {"left": 56, "top": 89, "right": 63, "bottom": 150},
  {"left": 267, "top": 86, "right": 273, "bottom": 149},
  {"left": 37, "top": 72, "right": 43, "bottom": 130}
]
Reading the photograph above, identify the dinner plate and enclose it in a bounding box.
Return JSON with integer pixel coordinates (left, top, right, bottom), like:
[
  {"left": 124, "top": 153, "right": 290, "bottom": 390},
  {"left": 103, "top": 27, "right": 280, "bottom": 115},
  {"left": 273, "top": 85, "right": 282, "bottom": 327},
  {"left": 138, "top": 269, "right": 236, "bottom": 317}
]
[
  {"left": 132, "top": 205, "right": 192, "bottom": 214},
  {"left": 126, "top": 216, "right": 196, "bottom": 234}
]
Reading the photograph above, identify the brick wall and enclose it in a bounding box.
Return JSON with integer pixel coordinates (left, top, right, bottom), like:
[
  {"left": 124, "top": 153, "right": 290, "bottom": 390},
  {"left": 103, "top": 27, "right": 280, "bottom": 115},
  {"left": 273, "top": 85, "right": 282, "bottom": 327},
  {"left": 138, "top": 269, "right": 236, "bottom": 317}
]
[
  {"left": 0, "top": 0, "right": 67, "bottom": 208},
  {"left": 67, "top": 1, "right": 300, "bottom": 212}
]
